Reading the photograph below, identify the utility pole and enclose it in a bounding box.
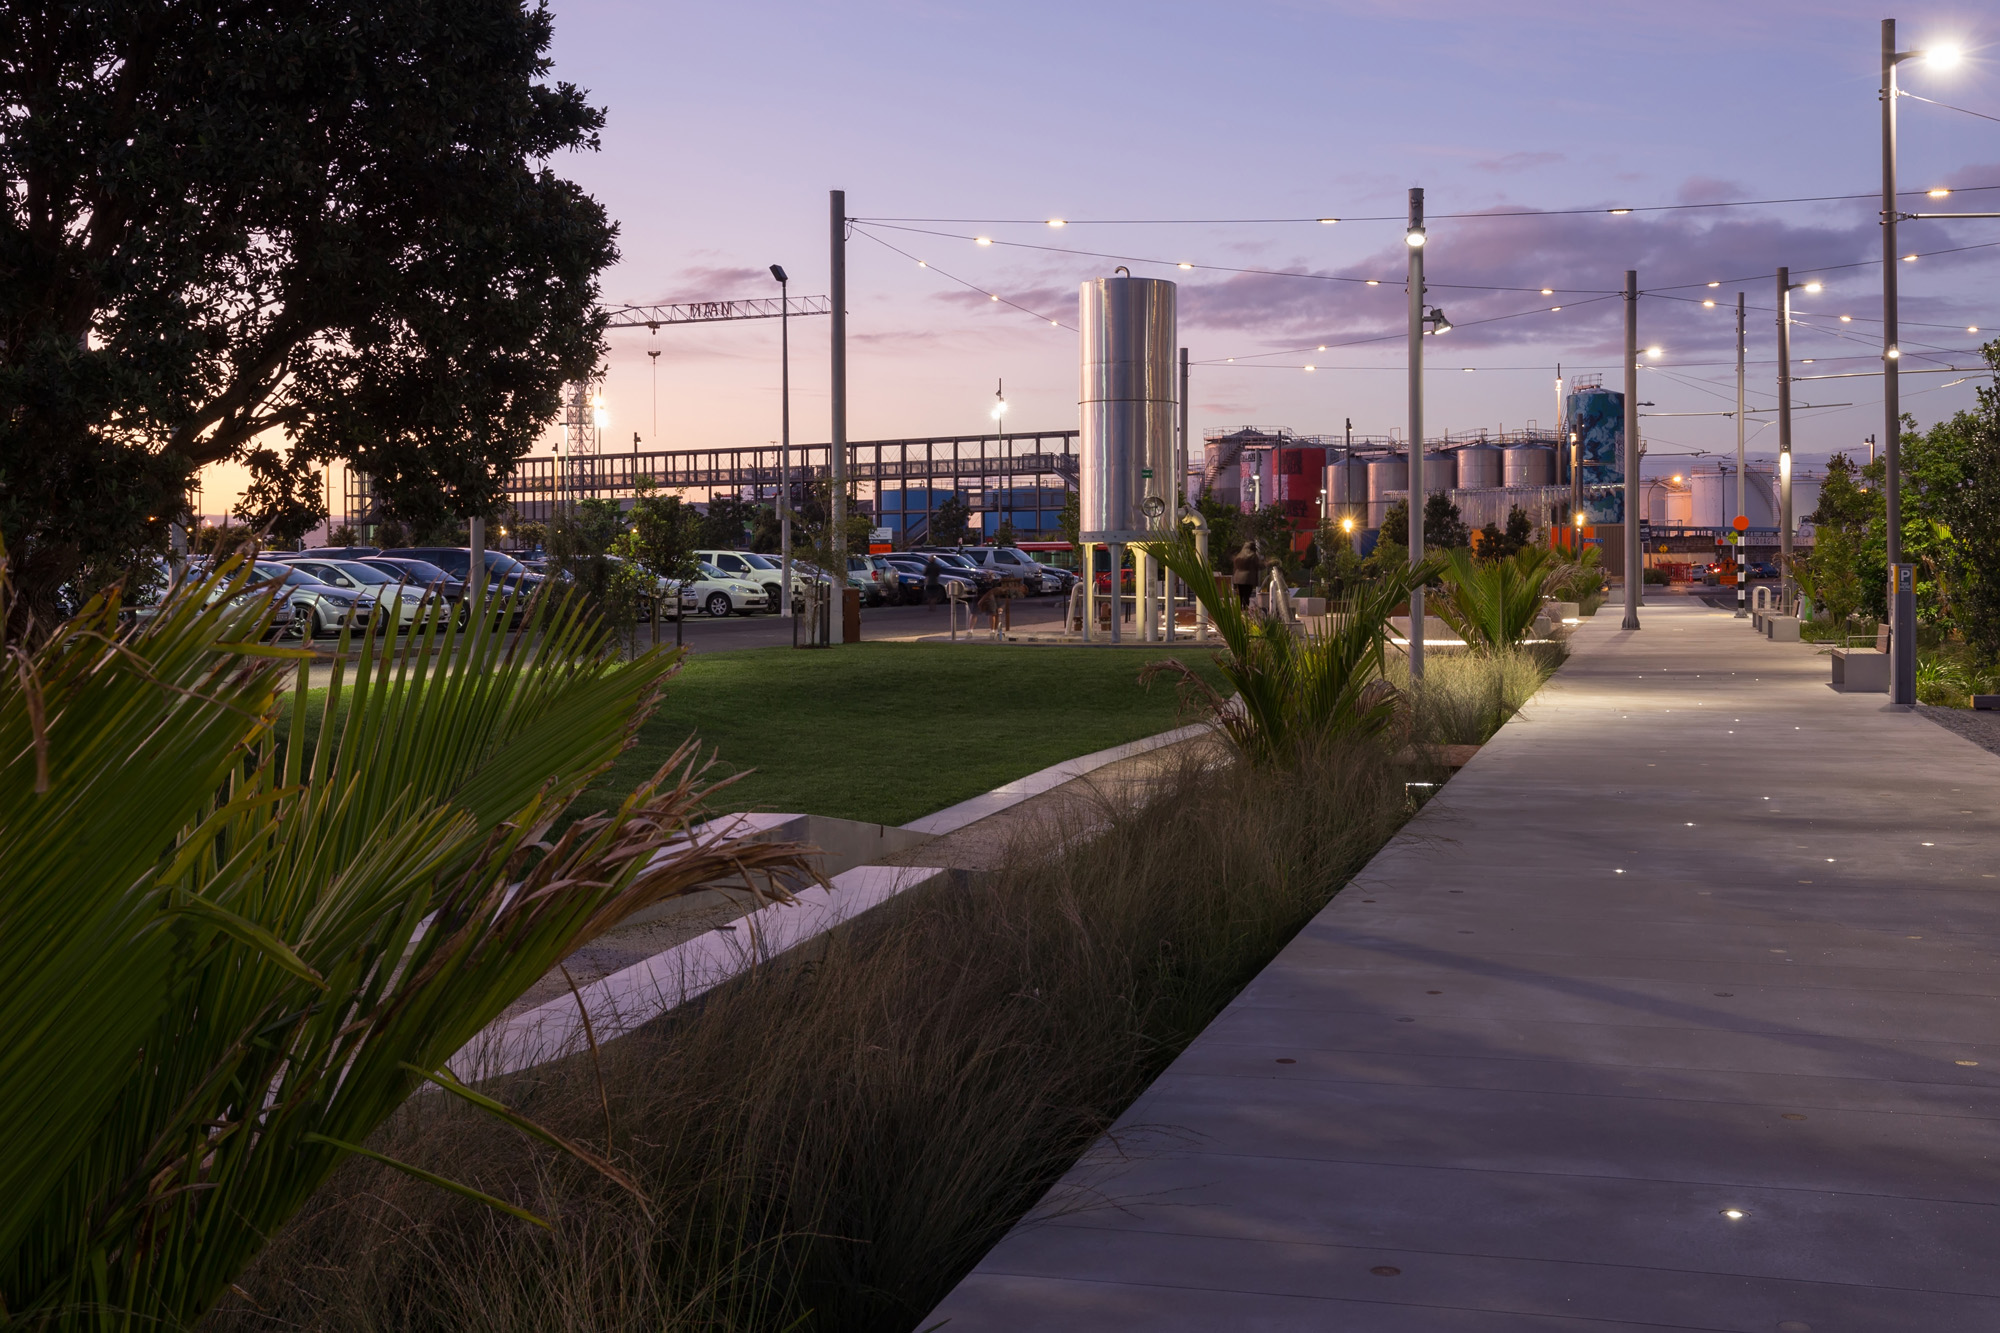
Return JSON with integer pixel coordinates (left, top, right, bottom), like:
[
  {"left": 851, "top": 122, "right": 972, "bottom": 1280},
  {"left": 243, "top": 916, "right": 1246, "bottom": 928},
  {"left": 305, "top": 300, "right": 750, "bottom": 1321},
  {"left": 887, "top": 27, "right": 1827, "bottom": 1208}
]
[
  {"left": 1407, "top": 187, "right": 1426, "bottom": 680},
  {"left": 1881, "top": 19, "right": 1904, "bottom": 577},
  {"left": 1776, "top": 266, "right": 1795, "bottom": 614},
  {"left": 829, "top": 189, "right": 848, "bottom": 625},
  {"left": 1622, "top": 270, "right": 1640, "bottom": 631},
  {"left": 1735, "top": 291, "right": 1747, "bottom": 617},
  {"left": 648, "top": 348, "right": 661, "bottom": 443},
  {"left": 772, "top": 265, "right": 793, "bottom": 618}
]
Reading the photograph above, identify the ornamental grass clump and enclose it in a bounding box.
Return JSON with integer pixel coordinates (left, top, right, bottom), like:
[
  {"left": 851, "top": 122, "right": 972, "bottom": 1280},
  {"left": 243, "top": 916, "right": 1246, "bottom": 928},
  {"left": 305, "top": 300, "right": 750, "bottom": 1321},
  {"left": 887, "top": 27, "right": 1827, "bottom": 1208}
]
[
  {"left": 217, "top": 735, "right": 1411, "bottom": 1333},
  {"left": 1145, "top": 528, "right": 1434, "bottom": 764},
  {"left": 0, "top": 547, "right": 809, "bottom": 1332}
]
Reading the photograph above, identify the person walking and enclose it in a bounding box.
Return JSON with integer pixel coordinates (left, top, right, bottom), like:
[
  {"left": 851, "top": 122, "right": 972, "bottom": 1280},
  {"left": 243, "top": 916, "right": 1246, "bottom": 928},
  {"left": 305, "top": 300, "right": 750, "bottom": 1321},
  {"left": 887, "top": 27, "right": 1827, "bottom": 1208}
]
[
  {"left": 1231, "top": 540, "right": 1262, "bottom": 609},
  {"left": 924, "top": 554, "right": 942, "bottom": 611}
]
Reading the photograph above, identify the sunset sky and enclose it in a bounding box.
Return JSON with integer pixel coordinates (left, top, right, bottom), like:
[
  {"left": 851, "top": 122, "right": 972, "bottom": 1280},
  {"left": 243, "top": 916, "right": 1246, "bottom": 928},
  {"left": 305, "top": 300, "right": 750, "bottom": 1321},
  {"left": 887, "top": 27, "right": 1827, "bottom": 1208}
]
[{"left": 200, "top": 1, "right": 1999, "bottom": 522}]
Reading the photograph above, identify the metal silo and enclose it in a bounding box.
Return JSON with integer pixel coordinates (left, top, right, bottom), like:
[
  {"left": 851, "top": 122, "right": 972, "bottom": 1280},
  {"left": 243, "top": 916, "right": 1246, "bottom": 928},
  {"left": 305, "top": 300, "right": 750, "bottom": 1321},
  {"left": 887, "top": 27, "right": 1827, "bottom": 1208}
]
[
  {"left": 1326, "top": 456, "right": 1368, "bottom": 528},
  {"left": 1503, "top": 444, "right": 1555, "bottom": 488},
  {"left": 1079, "top": 276, "right": 1177, "bottom": 542},
  {"left": 1366, "top": 454, "right": 1408, "bottom": 528},
  {"left": 1420, "top": 448, "right": 1456, "bottom": 498},
  {"left": 1454, "top": 443, "right": 1503, "bottom": 491}
]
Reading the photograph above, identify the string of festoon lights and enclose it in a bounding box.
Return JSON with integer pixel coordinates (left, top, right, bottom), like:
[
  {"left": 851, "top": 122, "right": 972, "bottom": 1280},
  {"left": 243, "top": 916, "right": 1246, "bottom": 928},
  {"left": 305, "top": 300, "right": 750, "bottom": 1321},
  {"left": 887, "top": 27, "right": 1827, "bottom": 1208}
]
[{"left": 844, "top": 188, "right": 2000, "bottom": 374}]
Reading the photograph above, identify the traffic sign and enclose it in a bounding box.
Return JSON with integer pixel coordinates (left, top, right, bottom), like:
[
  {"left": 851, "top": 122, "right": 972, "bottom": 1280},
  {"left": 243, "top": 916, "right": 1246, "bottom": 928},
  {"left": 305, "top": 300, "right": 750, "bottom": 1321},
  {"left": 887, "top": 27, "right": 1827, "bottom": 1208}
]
[{"left": 1732, "top": 515, "right": 1750, "bottom": 532}]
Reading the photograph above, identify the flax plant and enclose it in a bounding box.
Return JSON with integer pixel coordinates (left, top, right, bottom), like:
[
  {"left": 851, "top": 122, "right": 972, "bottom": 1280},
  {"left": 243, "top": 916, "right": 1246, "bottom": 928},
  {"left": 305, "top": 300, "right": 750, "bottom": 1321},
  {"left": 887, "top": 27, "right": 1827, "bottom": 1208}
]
[
  {"left": 1433, "top": 546, "right": 1556, "bottom": 653},
  {"left": 1145, "top": 529, "right": 1432, "bottom": 764},
  {"left": 0, "top": 546, "right": 809, "bottom": 1331}
]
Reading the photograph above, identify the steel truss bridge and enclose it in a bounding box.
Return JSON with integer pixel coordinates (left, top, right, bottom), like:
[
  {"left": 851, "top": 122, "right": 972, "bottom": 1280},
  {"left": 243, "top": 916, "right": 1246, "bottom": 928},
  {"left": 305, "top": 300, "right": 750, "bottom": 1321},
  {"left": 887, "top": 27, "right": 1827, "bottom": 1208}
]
[{"left": 342, "top": 430, "right": 1080, "bottom": 539}]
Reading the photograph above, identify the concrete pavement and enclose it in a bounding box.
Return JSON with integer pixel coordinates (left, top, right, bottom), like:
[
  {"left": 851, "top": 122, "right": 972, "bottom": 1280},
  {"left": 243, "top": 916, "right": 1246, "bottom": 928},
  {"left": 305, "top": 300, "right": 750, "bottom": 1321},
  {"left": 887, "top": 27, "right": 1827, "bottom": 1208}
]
[{"left": 925, "top": 594, "right": 2000, "bottom": 1331}]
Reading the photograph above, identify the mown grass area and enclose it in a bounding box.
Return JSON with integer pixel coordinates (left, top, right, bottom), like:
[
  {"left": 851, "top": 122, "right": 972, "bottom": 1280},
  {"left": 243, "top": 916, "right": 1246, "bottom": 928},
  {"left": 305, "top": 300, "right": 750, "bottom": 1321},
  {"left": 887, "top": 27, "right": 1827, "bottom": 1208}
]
[{"left": 575, "top": 642, "right": 1226, "bottom": 826}]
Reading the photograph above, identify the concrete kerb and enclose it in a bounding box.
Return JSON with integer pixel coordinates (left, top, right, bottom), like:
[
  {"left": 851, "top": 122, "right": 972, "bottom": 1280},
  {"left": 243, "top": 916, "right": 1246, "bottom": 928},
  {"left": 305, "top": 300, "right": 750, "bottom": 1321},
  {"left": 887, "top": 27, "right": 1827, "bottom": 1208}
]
[{"left": 453, "top": 720, "right": 1208, "bottom": 1080}]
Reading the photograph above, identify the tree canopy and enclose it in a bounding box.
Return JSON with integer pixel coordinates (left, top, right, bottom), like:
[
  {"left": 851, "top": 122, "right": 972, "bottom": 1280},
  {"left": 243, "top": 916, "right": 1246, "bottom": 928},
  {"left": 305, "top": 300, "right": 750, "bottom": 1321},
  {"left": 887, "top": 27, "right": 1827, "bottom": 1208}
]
[{"left": 0, "top": 0, "right": 617, "bottom": 622}]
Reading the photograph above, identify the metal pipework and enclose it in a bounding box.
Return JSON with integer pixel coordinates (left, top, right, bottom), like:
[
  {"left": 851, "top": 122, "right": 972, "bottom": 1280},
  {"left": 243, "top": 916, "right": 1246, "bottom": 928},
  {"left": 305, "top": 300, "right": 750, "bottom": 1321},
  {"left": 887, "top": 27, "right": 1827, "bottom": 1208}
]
[{"left": 1079, "top": 276, "right": 1177, "bottom": 543}]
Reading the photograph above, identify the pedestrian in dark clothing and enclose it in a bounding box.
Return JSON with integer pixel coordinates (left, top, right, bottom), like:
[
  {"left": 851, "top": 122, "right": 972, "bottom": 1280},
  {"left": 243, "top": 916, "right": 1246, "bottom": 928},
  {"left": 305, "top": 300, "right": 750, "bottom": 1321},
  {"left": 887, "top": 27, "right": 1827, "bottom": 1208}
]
[
  {"left": 924, "top": 555, "right": 942, "bottom": 610},
  {"left": 1231, "top": 541, "right": 1262, "bottom": 608}
]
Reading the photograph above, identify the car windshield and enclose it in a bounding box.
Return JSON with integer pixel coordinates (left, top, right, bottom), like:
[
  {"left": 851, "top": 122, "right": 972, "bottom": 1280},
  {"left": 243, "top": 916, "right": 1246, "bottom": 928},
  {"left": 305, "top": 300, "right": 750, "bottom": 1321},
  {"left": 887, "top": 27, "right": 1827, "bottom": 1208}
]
[
  {"left": 699, "top": 561, "right": 726, "bottom": 579},
  {"left": 368, "top": 558, "right": 452, "bottom": 582},
  {"left": 254, "top": 562, "right": 322, "bottom": 588},
  {"left": 933, "top": 553, "right": 975, "bottom": 569},
  {"left": 738, "top": 552, "right": 778, "bottom": 570},
  {"left": 327, "top": 561, "right": 398, "bottom": 585}
]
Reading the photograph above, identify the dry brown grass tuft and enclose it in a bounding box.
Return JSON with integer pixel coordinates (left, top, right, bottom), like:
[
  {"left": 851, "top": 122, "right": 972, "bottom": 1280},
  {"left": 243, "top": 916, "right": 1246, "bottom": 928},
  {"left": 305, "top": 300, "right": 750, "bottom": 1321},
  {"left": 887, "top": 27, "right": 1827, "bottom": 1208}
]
[{"left": 215, "top": 740, "right": 1411, "bottom": 1333}]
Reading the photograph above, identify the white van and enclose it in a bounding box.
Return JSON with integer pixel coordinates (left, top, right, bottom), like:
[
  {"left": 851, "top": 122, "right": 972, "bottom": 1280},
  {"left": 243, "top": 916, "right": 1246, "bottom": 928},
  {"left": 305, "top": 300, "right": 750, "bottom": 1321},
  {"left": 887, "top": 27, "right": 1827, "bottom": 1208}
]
[{"left": 958, "top": 546, "right": 1069, "bottom": 593}]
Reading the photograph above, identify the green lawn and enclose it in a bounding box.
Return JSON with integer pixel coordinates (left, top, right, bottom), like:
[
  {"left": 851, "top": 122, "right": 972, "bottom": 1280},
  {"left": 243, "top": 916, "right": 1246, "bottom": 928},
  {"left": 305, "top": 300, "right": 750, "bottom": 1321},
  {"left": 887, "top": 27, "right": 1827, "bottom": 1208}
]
[{"left": 580, "top": 642, "right": 1222, "bottom": 827}]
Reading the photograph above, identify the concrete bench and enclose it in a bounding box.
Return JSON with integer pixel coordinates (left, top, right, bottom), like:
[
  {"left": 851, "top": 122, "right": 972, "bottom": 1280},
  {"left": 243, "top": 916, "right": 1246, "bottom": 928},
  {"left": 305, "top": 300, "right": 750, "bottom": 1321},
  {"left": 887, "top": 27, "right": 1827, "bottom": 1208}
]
[
  {"left": 1830, "top": 627, "right": 1891, "bottom": 693},
  {"left": 1764, "top": 615, "right": 1800, "bottom": 642}
]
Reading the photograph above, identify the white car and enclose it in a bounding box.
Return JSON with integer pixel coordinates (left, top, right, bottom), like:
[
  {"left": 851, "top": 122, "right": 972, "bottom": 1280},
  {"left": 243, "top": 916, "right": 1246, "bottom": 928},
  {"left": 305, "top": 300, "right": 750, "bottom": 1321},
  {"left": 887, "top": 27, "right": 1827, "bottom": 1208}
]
[
  {"left": 279, "top": 557, "right": 431, "bottom": 634},
  {"left": 695, "top": 549, "right": 789, "bottom": 612},
  {"left": 682, "top": 562, "right": 770, "bottom": 617}
]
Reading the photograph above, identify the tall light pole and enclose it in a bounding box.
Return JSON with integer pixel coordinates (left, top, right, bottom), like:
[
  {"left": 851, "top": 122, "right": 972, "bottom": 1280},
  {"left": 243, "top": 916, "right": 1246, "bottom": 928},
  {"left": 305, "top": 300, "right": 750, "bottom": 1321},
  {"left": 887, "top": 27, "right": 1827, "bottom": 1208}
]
[
  {"left": 1407, "top": 187, "right": 1427, "bottom": 681},
  {"left": 1775, "top": 267, "right": 1822, "bottom": 613},
  {"left": 1621, "top": 271, "right": 1641, "bottom": 632},
  {"left": 771, "top": 264, "right": 793, "bottom": 618},
  {"left": 1734, "top": 292, "right": 1747, "bottom": 617},
  {"left": 990, "top": 378, "right": 1008, "bottom": 543},
  {"left": 829, "top": 190, "right": 848, "bottom": 629},
  {"left": 648, "top": 348, "right": 661, "bottom": 443},
  {"left": 1881, "top": 23, "right": 1976, "bottom": 705}
]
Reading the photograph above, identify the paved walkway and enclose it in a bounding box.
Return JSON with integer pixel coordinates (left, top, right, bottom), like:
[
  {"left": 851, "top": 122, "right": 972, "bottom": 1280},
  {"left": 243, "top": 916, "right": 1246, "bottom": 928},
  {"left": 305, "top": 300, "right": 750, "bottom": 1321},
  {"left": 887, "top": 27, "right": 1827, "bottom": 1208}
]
[{"left": 926, "top": 595, "right": 2000, "bottom": 1331}]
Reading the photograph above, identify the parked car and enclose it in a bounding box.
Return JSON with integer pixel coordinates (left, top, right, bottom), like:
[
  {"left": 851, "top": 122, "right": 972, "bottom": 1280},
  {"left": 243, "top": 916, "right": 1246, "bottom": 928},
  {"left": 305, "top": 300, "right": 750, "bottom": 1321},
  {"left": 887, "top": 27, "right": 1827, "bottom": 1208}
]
[
  {"left": 911, "top": 548, "right": 1002, "bottom": 590},
  {"left": 376, "top": 546, "right": 544, "bottom": 598},
  {"left": 276, "top": 557, "right": 430, "bottom": 632},
  {"left": 280, "top": 545, "right": 381, "bottom": 561},
  {"left": 685, "top": 561, "right": 770, "bottom": 617},
  {"left": 695, "top": 549, "right": 789, "bottom": 612},
  {"left": 959, "top": 545, "right": 1070, "bottom": 594},
  {"left": 134, "top": 558, "right": 296, "bottom": 638},
  {"left": 845, "top": 554, "right": 893, "bottom": 606},
  {"left": 221, "top": 559, "right": 377, "bottom": 638},
  {"left": 362, "top": 556, "right": 469, "bottom": 609},
  {"left": 881, "top": 553, "right": 978, "bottom": 600}
]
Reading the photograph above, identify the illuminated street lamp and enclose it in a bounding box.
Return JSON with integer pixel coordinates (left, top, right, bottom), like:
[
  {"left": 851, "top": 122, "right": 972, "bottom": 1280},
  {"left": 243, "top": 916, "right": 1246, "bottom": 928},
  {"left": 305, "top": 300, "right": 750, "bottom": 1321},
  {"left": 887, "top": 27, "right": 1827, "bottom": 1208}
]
[
  {"left": 1775, "top": 267, "right": 1822, "bottom": 612},
  {"left": 771, "top": 263, "right": 793, "bottom": 617}
]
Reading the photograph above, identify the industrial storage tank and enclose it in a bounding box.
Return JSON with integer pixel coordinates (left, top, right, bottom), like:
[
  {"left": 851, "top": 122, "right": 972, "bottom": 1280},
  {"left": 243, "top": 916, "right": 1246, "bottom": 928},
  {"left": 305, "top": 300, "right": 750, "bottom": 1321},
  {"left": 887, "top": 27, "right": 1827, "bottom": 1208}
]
[
  {"left": 1690, "top": 466, "right": 1777, "bottom": 528},
  {"left": 1366, "top": 454, "right": 1408, "bottom": 528},
  {"left": 1503, "top": 444, "right": 1555, "bottom": 488},
  {"left": 1275, "top": 445, "right": 1328, "bottom": 532},
  {"left": 1326, "top": 456, "right": 1368, "bottom": 528},
  {"left": 1079, "top": 276, "right": 1177, "bottom": 542},
  {"left": 1417, "top": 448, "right": 1456, "bottom": 498},
  {"left": 1454, "top": 443, "right": 1503, "bottom": 491}
]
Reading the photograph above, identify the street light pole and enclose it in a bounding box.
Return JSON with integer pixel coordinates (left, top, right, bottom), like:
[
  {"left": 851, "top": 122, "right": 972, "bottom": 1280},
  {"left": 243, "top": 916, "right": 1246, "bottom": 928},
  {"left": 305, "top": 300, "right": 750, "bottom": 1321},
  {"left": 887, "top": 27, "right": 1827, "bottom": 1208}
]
[
  {"left": 829, "top": 189, "right": 848, "bottom": 633},
  {"left": 1407, "top": 187, "right": 1426, "bottom": 681},
  {"left": 1776, "top": 266, "right": 1794, "bottom": 613},
  {"left": 1881, "top": 19, "right": 1904, "bottom": 579},
  {"left": 772, "top": 264, "right": 793, "bottom": 618},
  {"left": 1728, "top": 290, "right": 1744, "bottom": 612},
  {"left": 1622, "top": 270, "right": 1640, "bottom": 631}
]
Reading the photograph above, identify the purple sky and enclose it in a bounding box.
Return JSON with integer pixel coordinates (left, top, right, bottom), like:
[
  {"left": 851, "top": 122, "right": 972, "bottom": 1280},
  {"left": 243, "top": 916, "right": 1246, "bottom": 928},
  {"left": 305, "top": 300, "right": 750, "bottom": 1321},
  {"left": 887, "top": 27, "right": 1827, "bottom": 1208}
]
[{"left": 204, "top": 1, "right": 2000, "bottom": 517}]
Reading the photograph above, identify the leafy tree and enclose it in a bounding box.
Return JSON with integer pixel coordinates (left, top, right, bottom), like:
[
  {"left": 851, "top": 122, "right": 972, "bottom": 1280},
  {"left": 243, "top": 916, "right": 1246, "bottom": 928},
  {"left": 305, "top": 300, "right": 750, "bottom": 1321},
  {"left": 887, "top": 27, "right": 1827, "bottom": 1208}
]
[
  {"left": 0, "top": 0, "right": 617, "bottom": 629},
  {"left": 1928, "top": 342, "right": 2000, "bottom": 659},
  {"left": 1474, "top": 522, "right": 1506, "bottom": 559},
  {"left": 622, "top": 475, "right": 701, "bottom": 638},
  {"left": 232, "top": 446, "right": 326, "bottom": 548},
  {"left": 1378, "top": 499, "right": 1409, "bottom": 549},
  {"left": 930, "top": 494, "right": 972, "bottom": 546},
  {"left": 1058, "top": 491, "right": 1082, "bottom": 553},
  {"left": 325, "top": 524, "right": 358, "bottom": 548},
  {"left": 1504, "top": 505, "right": 1534, "bottom": 556},
  {"left": 1423, "top": 492, "right": 1472, "bottom": 551},
  {"left": 994, "top": 519, "right": 1020, "bottom": 548},
  {"left": 1195, "top": 489, "right": 1240, "bottom": 572},
  {"left": 697, "top": 496, "right": 759, "bottom": 550}
]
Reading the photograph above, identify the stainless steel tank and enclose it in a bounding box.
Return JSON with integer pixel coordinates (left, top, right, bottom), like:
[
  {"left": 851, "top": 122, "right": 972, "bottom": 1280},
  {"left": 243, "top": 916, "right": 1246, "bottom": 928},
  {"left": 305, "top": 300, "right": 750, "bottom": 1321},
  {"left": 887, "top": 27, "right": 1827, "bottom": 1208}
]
[
  {"left": 1503, "top": 444, "right": 1555, "bottom": 488},
  {"left": 1366, "top": 455, "right": 1408, "bottom": 528},
  {"left": 1691, "top": 466, "right": 1776, "bottom": 528},
  {"left": 1454, "top": 443, "right": 1503, "bottom": 491},
  {"left": 1419, "top": 448, "right": 1456, "bottom": 498},
  {"left": 1079, "top": 276, "right": 1177, "bottom": 541},
  {"left": 1323, "top": 456, "right": 1368, "bottom": 531}
]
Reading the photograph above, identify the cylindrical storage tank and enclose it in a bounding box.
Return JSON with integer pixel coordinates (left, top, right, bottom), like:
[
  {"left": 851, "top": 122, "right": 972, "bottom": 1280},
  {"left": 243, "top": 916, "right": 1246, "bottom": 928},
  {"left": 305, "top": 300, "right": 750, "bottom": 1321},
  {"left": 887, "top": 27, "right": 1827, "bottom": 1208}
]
[
  {"left": 1417, "top": 448, "right": 1455, "bottom": 498},
  {"left": 1788, "top": 473, "right": 1821, "bottom": 531},
  {"left": 1690, "top": 467, "right": 1778, "bottom": 528},
  {"left": 1454, "top": 443, "right": 1503, "bottom": 491},
  {"left": 1079, "top": 277, "right": 1177, "bottom": 541},
  {"left": 1276, "top": 445, "right": 1327, "bottom": 531},
  {"left": 1503, "top": 444, "right": 1555, "bottom": 488},
  {"left": 1326, "top": 456, "right": 1368, "bottom": 529},
  {"left": 1366, "top": 455, "right": 1408, "bottom": 528}
]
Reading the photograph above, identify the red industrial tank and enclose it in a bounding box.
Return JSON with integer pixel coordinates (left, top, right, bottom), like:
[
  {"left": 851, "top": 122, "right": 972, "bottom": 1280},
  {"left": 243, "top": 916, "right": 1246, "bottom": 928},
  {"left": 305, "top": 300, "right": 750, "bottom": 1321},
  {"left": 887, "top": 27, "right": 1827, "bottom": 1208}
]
[{"left": 1275, "top": 445, "right": 1327, "bottom": 536}]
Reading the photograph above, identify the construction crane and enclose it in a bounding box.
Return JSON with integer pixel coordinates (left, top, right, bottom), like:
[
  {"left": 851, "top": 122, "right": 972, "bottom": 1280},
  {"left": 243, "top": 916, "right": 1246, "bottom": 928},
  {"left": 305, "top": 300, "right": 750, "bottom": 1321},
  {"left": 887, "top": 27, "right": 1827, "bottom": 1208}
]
[{"left": 603, "top": 295, "right": 830, "bottom": 329}]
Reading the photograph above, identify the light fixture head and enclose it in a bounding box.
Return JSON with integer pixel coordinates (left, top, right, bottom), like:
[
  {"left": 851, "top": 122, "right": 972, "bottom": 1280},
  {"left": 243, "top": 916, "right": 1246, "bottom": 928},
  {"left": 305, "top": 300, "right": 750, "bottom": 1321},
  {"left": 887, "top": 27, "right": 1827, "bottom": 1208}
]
[
  {"left": 1406, "top": 230, "right": 1426, "bottom": 248},
  {"left": 1365, "top": 279, "right": 1380, "bottom": 286},
  {"left": 1803, "top": 280, "right": 1822, "bottom": 293},
  {"left": 1839, "top": 314, "right": 1852, "bottom": 322},
  {"left": 1541, "top": 288, "right": 1554, "bottom": 295},
  {"left": 1903, "top": 253, "right": 1919, "bottom": 263},
  {"left": 1926, "top": 43, "right": 1963, "bottom": 69},
  {"left": 1178, "top": 261, "right": 1193, "bottom": 269},
  {"left": 1047, "top": 218, "right": 1066, "bottom": 227},
  {"left": 1574, "top": 511, "right": 1586, "bottom": 526},
  {"left": 1608, "top": 208, "right": 1632, "bottom": 216},
  {"left": 1888, "top": 347, "right": 1902, "bottom": 359},
  {"left": 1703, "top": 299, "right": 1716, "bottom": 308},
  {"left": 1646, "top": 346, "right": 1663, "bottom": 359},
  {"left": 1317, "top": 217, "right": 1339, "bottom": 225},
  {"left": 1928, "top": 188, "right": 1953, "bottom": 199},
  {"left": 1341, "top": 517, "right": 1355, "bottom": 532},
  {"left": 1969, "top": 325, "right": 1981, "bottom": 333},
  {"left": 1304, "top": 364, "right": 1316, "bottom": 372},
  {"left": 975, "top": 236, "right": 992, "bottom": 246},
  {"left": 1143, "top": 495, "right": 1168, "bottom": 519},
  {"left": 769, "top": 263, "right": 788, "bottom": 284},
  {"left": 592, "top": 407, "right": 608, "bottom": 429},
  {"left": 1707, "top": 281, "right": 1721, "bottom": 288}
]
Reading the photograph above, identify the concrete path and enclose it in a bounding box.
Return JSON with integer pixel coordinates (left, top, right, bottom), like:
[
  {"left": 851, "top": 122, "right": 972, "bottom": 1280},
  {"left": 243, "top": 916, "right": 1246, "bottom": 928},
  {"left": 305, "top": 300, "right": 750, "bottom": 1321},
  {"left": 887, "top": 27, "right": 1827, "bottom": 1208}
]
[{"left": 926, "top": 595, "right": 2000, "bottom": 1332}]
